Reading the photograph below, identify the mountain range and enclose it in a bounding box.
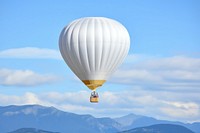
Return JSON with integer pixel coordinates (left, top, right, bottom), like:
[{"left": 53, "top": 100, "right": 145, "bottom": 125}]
[
  {"left": 8, "top": 128, "right": 59, "bottom": 133},
  {"left": 0, "top": 105, "right": 199, "bottom": 133},
  {"left": 0, "top": 105, "right": 120, "bottom": 133},
  {"left": 114, "top": 113, "right": 200, "bottom": 133},
  {"left": 8, "top": 124, "right": 195, "bottom": 133},
  {"left": 119, "top": 124, "right": 194, "bottom": 133}
]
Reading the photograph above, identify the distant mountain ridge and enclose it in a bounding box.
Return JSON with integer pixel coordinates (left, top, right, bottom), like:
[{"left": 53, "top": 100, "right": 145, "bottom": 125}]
[
  {"left": 8, "top": 128, "right": 60, "bottom": 133},
  {"left": 0, "top": 105, "right": 199, "bottom": 133},
  {"left": 115, "top": 113, "right": 200, "bottom": 133},
  {"left": 0, "top": 105, "right": 120, "bottom": 133},
  {"left": 119, "top": 124, "right": 195, "bottom": 133}
]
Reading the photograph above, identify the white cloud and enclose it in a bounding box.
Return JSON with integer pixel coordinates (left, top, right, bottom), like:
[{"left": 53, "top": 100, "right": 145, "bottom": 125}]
[
  {"left": 112, "top": 55, "right": 200, "bottom": 91},
  {"left": 0, "top": 68, "right": 60, "bottom": 86},
  {"left": 23, "top": 92, "right": 41, "bottom": 104},
  {"left": 0, "top": 90, "right": 199, "bottom": 122},
  {"left": 160, "top": 101, "right": 200, "bottom": 121},
  {"left": 0, "top": 47, "right": 62, "bottom": 59}
]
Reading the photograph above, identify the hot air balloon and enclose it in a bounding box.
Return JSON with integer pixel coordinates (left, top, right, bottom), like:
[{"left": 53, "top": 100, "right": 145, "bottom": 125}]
[{"left": 59, "top": 17, "right": 130, "bottom": 103}]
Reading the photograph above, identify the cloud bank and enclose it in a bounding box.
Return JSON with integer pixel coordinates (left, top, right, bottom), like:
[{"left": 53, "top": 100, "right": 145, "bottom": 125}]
[
  {"left": 0, "top": 90, "right": 199, "bottom": 123},
  {"left": 0, "top": 68, "right": 60, "bottom": 86},
  {"left": 112, "top": 55, "right": 200, "bottom": 92},
  {"left": 0, "top": 47, "right": 62, "bottom": 59}
]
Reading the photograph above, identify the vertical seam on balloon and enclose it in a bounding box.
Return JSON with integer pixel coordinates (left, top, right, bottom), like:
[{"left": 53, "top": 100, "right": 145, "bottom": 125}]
[
  {"left": 92, "top": 18, "right": 96, "bottom": 73},
  {"left": 121, "top": 26, "right": 130, "bottom": 63},
  {"left": 87, "top": 18, "right": 95, "bottom": 74},
  {"left": 69, "top": 20, "right": 81, "bottom": 75},
  {"left": 101, "top": 20, "right": 107, "bottom": 72},
  {"left": 110, "top": 25, "right": 128, "bottom": 73},
  {"left": 86, "top": 19, "right": 91, "bottom": 73},
  {"left": 76, "top": 19, "right": 86, "bottom": 75},
  {"left": 94, "top": 18, "right": 97, "bottom": 71},
  {"left": 73, "top": 21, "right": 84, "bottom": 75},
  {"left": 60, "top": 27, "right": 72, "bottom": 67},
  {"left": 96, "top": 19, "right": 102, "bottom": 71},
  {"left": 64, "top": 20, "right": 80, "bottom": 76},
  {"left": 115, "top": 43, "right": 126, "bottom": 71},
  {"left": 108, "top": 22, "right": 124, "bottom": 73},
  {"left": 106, "top": 21, "right": 118, "bottom": 73},
  {"left": 99, "top": 19, "right": 104, "bottom": 73},
  {"left": 74, "top": 21, "right": 81, "bottom": 66},
  {"left": 60, "top": 28, "right": 76, "bottom": 72},
  {"left": 104, "top": 19, "right": 115, "bottom": 73}
]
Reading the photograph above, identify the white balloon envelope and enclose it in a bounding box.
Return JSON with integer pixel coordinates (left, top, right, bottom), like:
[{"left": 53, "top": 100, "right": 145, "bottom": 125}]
[{"left": 59, "top": 17, "right": 130, "bottom": 102}]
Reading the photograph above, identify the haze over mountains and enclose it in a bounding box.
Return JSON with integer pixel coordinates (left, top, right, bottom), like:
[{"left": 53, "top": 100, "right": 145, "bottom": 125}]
[{"left": 0, "top": 105, "right": 199, "bottom": 133}]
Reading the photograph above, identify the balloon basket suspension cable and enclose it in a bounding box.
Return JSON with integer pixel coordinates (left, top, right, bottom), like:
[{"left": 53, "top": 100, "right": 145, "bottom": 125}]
[{"left": 90, "top": 91, "right": 99, "bottom": 103}]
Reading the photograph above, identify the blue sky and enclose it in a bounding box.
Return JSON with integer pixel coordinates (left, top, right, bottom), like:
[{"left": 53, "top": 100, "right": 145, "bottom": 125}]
[{"left": 0, "top": 0, "right": 200, "bottom": 122}]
